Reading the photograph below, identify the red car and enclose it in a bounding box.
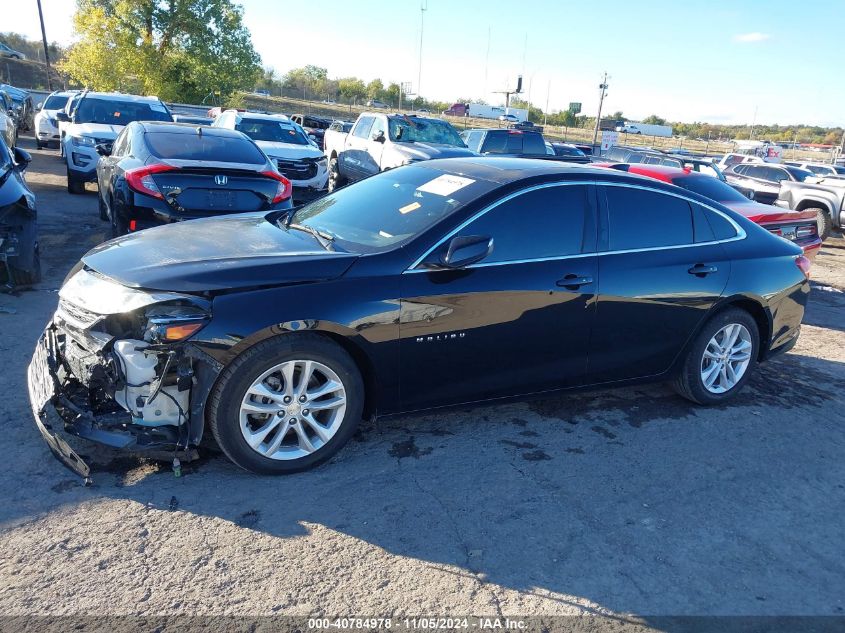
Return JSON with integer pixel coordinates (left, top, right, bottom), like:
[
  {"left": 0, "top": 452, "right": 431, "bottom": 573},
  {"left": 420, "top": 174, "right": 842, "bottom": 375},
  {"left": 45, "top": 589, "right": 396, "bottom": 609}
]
[{"left": 596, "top": 163, "right": 822, "bottom": 261}]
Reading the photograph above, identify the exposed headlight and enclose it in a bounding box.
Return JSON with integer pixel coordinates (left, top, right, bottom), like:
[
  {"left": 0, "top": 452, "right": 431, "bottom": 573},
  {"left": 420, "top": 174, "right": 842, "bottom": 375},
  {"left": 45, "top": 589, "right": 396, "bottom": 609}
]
[
  {"left": 316, "top": 156, "right": 327, "bottom": 165},
  {"left": 71, "top": 135, "right": 96, "bottom": 147},
  {"left": 144, "top": 303, "right": 211, "bottom": 343}
]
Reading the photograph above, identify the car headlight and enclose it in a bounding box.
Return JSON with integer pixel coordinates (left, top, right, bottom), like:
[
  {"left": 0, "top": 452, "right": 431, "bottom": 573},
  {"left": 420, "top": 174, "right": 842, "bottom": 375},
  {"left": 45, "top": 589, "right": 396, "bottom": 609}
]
[
  {"left": 71, "top": 135, "right": 96, "bottom": 147},
  {"left": 316, "top": 156, "right": 327, "bottom": 165},
  {"left": 144, "top": 303, "right": 211, "bottom": 343}
]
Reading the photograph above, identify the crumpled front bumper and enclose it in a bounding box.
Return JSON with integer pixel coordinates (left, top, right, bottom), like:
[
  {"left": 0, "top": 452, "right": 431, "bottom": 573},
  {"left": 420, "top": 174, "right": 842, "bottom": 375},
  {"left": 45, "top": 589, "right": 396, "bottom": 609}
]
[
  {"left": 27, "top": 325, "right": 92, "bottom": 479},
  {"left": 26, "top": 321, "right": 209, "bottom": 481}
]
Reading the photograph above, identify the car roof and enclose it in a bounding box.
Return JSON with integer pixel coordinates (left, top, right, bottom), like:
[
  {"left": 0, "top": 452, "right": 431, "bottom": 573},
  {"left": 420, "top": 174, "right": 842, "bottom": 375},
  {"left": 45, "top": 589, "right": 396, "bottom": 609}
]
[
  {"left": 602, "top": 163, "right": 701, "bottom": 184},
  {"left": 420, "top": 156, "right": 658, "bottom": 186},
  {"left": 138, "top": 121, "right": 244, "bottom": 137},
  {"left": 81, "top": 92, "right": 164, "bottom": 103},
  {"left": 229, "top": 110, "right": 292, "bottom": 122}
]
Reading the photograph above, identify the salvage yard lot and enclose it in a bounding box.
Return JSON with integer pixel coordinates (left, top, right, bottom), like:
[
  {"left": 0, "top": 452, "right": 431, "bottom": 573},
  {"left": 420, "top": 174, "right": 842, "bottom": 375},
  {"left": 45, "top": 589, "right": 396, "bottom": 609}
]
[{"left": 1, "top": 135, "right": 844, "bottom": 619}]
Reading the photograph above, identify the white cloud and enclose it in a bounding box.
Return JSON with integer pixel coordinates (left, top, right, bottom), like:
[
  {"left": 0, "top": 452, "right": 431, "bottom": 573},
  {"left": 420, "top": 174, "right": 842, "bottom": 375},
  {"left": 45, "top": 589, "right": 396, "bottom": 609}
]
[{"left": 733, "top": 32, "right": 772, "bottom": 43}]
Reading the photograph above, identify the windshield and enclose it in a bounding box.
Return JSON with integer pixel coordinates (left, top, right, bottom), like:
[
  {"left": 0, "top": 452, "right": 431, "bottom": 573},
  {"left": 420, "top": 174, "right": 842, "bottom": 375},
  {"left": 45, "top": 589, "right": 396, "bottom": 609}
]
[
  {"left": 236, "top": 118, "right": 309, "bottom": 145},
  {"left": 74, "top": 98, "right": 172, "bottom": 125},
  {"left": 388, "top": 117, "right": 465, "bottom": 146},
  {"left": 834, "top": 166, "right": 845, "bottom": 175},
  {"left": 671, "top": 174, "right": 750, "bottom": 203},
  {"left": 43, "top": 95, "right": 69, "bottom": 111},
  {"left": 288, "top": 164, "right": 496, "bottom": 253},
  {"left": 785, "top": 166, "right": 815, "bottom": 182}
]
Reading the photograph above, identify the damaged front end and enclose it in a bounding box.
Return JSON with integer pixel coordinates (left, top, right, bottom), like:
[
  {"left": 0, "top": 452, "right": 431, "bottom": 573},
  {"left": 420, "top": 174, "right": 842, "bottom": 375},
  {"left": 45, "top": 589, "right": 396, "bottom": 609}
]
[
  {"left": 0, "top": 189, "right": 39, "bottom": 288},
  {"left": 26, "top": 267, "right": 222, "bottom": 480}
]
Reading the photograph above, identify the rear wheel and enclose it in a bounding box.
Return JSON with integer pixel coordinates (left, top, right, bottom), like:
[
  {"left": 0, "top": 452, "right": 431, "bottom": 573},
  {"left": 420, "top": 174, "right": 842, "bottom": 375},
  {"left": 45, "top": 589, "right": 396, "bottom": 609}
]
[
  {"left": 35, "top": 139, "right": 44, "bottom": 150},
  {"left": 208, "top": 334, "right": 364, "bottom": 474},
  {"left": 110, "top": 202, "right": 127, "bottom": 237},
  {"left": 673, "top": 307, "right": 759, "bottom": 405},
  {"left": 327, "top": 156, "right": 346, "bottom": 193}
]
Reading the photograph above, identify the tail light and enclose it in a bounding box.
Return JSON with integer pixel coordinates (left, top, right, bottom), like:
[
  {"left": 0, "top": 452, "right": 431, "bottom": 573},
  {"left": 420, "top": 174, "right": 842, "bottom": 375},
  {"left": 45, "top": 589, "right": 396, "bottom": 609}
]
[
  {"left": 125, "top": 164, "right": 177, "bottom": 200},
  {"left": 260, "top": 170, "right": 293, "bottom": 203},
  {"left": 795, "top": 255, "right": 811, "bottom": 279},
  {"left": 129, "top": 219, "right": 137, "bottom": 232}
]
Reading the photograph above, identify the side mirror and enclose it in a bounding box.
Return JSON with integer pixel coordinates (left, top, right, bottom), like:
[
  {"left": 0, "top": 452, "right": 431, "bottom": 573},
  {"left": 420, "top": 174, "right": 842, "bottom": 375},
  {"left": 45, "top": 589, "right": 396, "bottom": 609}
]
[
  {"left": 95, "top": 143, "right": 112, "bottom": 156},
  {"left": 426, "top": 235, "right": 493, "bottom": 269},
  {"left": 13, "top": 147, "right": 31, "bottom": 170},
  {"left": 371, "top": 129, "right": 385, "bottom": 143},
  {"left": 55, "top": 111, "right": 70, "bottom": 122},
  {"left": 36, "top": 102, "right": 43, "bottom": 111}
]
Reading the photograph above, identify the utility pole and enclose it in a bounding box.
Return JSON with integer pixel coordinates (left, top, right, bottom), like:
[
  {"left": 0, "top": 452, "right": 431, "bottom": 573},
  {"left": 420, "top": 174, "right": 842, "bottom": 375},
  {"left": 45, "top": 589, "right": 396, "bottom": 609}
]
[
  {"left": 37, "top": 0, "right": 53, "bottom": 90},
  {"left": 591, "top": 72, "right": 609, "bottom": 149},
  {"left": 749, "top": 105, "right": 758, "bottom": 141},
  {"left": 417, "top": 0, "right": 427, "bottom": 101},
  {"left": 483, "top": 26, "right": 491, "bottom": 98},
  {"left": 544, "top": 79, "right": 550, "bottom": 126}
]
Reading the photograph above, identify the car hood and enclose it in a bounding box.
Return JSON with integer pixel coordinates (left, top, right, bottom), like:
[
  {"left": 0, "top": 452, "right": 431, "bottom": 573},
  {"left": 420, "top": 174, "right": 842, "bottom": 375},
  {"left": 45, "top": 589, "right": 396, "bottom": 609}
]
[
  {"left": 394, "top": 143, "right": 476, "bottom": 161},
  {"left": 81, "top": 213, "right": 359, "bottom": 293},
  {"left": 256, "top": 141, "right": 322, "bottom": 159},
  {"left": 68, "top": 122, "right": 124, "bottom": 139},
  {"left": 724, "top": 201, "right": 816, "bottom": 223}
]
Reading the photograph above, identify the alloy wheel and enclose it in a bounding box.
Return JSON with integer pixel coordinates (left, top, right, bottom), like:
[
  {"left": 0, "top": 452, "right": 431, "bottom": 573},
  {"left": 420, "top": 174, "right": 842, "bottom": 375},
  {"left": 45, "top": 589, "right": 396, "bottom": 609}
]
[
  {"left": 700, "top": 323, "right": 753, "bottom": 394},
  {"left": 239, "top": 359, "right": 347, "bottom": 460}
]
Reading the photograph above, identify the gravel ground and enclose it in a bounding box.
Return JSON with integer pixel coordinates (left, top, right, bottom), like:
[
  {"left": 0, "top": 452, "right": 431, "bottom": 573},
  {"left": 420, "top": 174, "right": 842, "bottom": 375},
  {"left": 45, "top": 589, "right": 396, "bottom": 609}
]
[{"left": 1, "top": 136, "right": 844, "bottom": 624}]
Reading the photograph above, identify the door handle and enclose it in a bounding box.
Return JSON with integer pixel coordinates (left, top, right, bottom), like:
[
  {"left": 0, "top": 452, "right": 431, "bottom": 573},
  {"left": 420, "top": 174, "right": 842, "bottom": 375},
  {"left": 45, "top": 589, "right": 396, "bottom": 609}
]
[
  {"left": 556, "top": 274, "right": 594, "bottom": 290},
  {"left": 688, "top": 263, "right": 718, "bottom": 277}
]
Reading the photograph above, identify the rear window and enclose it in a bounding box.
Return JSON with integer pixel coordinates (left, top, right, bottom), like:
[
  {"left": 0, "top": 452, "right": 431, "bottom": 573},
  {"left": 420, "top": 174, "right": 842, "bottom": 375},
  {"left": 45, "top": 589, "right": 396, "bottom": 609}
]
[
  {"left": 145, "top": 132, "right": 266, "bottom": 164},
  {"left": 481, "top": 130, "right": 546, "bottom": 155}
]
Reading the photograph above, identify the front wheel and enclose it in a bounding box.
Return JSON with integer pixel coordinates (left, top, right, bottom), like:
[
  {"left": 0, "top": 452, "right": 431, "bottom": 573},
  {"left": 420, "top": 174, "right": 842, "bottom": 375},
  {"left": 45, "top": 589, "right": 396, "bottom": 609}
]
[
  {"left": 67, "top": 168, "right": 85, "bottom": 194},
  {"left": 207, "top": 334, "right": 364, "bottom": 474},
  {"left": 673, "top": 307, "right": 759, "bottom": 405},
  {"left": 327, "top": 156, "right": 346, "bottom": 193},
  {"left": 98, "top": 193, "right": 109, "bottom": 221}
]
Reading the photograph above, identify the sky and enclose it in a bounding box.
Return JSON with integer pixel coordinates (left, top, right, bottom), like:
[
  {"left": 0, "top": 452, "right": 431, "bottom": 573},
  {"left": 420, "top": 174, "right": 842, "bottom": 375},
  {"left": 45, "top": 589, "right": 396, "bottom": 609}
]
[{"left": 10, "top": 0, "right": 844, "bottom": 126}]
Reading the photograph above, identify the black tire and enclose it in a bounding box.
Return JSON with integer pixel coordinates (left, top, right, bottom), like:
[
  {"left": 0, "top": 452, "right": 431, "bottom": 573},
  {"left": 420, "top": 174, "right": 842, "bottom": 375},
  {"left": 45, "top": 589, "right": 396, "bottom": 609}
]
[
  {"left": 807, "top": 207, "right": 832, "bottom": 240},
  {"left": 67, "top": 168, "right": 85, "bottom": 194},
  {"left": 110, "top": 203, "right": 127, "bottom": 238},
  {"left": 35, "top": 140, "right": 44, "bottom": 150},
  {"left": 327, "top": 156, "right": 346, "bottom": 193},
  {"left": 673, "top": 307, "right": 759, "bottom": 406},
  {"left": 7, "top": 245, "right": 41, "bottom": 287},
  {"left": 208, "top": 334, "right": 364, "bottom": 474},
  {"left": 98, "top": 193, "right": 109, "bottom": 221}
]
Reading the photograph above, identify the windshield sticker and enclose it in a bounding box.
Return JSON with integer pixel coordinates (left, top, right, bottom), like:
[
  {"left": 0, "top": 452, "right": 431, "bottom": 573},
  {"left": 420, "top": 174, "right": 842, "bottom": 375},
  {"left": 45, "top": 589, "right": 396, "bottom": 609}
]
[
  {"left": 399, "top": 201, "right": 422, "bottom": 214},
  {"left": 113, "top": 111, "right": 121, "bottom": 118},
  {"left": 417, "top": 174, "right": 475, "bottom": 197}
]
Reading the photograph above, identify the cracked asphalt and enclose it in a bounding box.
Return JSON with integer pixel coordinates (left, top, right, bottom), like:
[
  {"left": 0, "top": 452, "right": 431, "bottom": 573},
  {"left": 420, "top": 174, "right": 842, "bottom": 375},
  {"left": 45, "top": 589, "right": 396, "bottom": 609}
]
[{"left": 1, "top": 135, "right": 844, "bottom": 623}]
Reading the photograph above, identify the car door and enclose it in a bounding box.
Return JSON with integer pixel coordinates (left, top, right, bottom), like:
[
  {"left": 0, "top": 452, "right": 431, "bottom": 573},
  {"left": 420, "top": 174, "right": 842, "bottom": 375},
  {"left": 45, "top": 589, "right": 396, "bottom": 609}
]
[
  {"left": 586, "top": 184, "right": 732, "bottom": 384},
  {"left": 399, "top": 182, "right": 599, "bottom": 411},
  {"left": 341, "top": 116, "right": 375, "bottom": 182},
  {"left": 361, "top": 116, "right": 387, "bottom": 177},
  {"left": 97, "top": 127, "right": 127, "bottom": 195}
]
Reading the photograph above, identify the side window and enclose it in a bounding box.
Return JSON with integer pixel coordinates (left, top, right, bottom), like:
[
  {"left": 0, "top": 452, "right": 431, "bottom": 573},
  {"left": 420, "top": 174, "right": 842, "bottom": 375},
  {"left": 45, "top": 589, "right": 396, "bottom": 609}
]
[
  {"left": 766, "top": 167, "right": 788, "bottom": 182},
  {"left": 522, "top": 133, "right": 546, "bottom": 155},
  {"left": 460, "top": 185, "right": 592, "bottom": 263},
  {"left": 463, "top": 131, "right": 482, "bottom": 152},
  {"left": 112, "top": 129, "right": 128, "bottom": 157},
  {"left": 480, "top": 131, "right": 508, "bottom": 154},
  {"left": 353, "top": 116, "right": 375, "bottom": 139},
  {"left": 702, "top": 206, "right": 738, "bottom": 240},
  {"left": 745, "top": 165, "right": 764, "bottom": 179},
  {"left": 369, "top": 117, "right": 386, "bottom": 140},
  {"left": 605, "top": 187, "right": 693, "bottom": 251}
]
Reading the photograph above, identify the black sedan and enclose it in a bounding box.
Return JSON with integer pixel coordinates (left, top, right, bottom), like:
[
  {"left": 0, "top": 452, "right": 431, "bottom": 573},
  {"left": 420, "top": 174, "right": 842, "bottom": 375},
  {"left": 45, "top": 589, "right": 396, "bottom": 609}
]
[
  {"left": 0, "top": 141, "right": 38, "bottom": 286},
  {"left": 28, "top": 158, "right": 810, "bottom": 479},
  {"left": 96, "top": 121, "right": 294, "bottom": 236}
]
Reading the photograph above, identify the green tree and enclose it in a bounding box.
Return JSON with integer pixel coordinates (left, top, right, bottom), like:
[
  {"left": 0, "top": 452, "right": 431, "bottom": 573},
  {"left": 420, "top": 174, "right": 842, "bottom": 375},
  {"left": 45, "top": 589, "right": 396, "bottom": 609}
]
[
  {"left": 642, "top": 114, "right": 667, "bottom": 125},
  {"left": 366, "top": 78, "right": 384, "bottom": 101},
  {"left": 337, "top": 77, "right": 366, "bottom": 103},
  {"left": 59, "top": 0, "right": 261, "bottom": 103}
]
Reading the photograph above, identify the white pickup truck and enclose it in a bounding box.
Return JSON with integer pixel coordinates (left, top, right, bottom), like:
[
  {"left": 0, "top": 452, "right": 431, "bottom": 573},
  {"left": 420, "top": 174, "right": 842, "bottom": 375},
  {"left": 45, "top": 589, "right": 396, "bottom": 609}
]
[{"left": 323, "top": 112, "right": 474, "bottom": 192}]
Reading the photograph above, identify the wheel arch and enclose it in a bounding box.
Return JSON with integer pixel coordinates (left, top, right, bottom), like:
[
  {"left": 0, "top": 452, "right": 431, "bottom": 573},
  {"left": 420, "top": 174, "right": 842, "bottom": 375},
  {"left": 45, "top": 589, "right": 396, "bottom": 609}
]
[
  {"left": 794, "top": 197, "right": 833, "bottom": 214},
  {"left": 709, "top": 295, "right": 772, "bottom": 361},
  {"left": 205, "top": 322, "right": 381, "bottom": 421}
]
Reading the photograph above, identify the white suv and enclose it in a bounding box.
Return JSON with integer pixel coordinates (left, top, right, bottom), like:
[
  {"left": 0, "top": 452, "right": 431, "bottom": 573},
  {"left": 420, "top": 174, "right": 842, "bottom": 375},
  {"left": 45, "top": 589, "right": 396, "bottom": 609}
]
[
  {"left": 34, "top": 90, "right": 77, "bottom": 149},
  {"left": 58, "top": 92, "right": 172, "bottom": 194},
  {"left": 213, "top": 110, "right": 328, "bottom": 200}
]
